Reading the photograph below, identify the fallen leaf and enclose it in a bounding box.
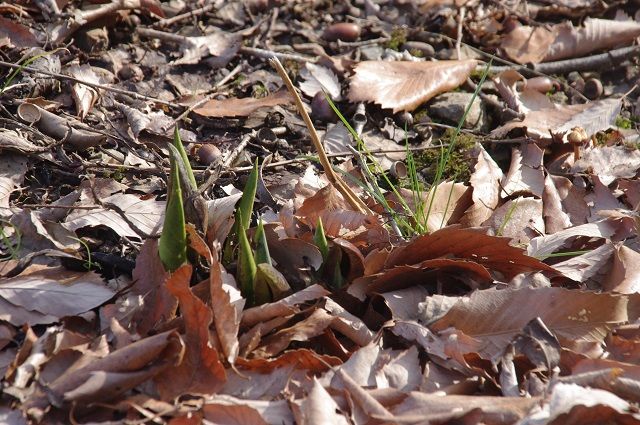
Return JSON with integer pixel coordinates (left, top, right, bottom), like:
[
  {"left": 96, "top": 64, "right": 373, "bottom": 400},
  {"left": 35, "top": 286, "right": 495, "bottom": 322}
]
[
  {"left": 297, "top": 378, "right": 349, "bottom": 425},
  {"left": 348, "top": 59, "right": 477, "bottom": 113},
  {"left": 0, "top": 267, "right": 115, "bottom": 326},
  {"left": 155, "top": 265, "right": 226, "bottom": 399},
  {"left": 603, "top": 245, "right": 640, "bottom": 294},
  {"left": 193, "top": 89, "right": 293, "bottom": 118}
]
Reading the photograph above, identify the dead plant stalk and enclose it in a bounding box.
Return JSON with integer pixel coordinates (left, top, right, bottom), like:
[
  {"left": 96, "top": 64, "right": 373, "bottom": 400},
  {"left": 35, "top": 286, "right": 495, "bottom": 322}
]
[{"left": 269, "top": 56, "right": 371, "bottom": 214}]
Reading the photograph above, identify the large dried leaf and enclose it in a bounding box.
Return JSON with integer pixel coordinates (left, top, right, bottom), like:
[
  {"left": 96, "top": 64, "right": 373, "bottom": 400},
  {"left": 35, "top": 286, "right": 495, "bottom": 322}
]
[
  {"left": 193, "top": 90, "right": 293, "bottom": 118},
  {"left": 297, "top": 379, "right": 349, "bottom": 425},
  {"left": 427, "top": 286, "right": 640, "bottom": 358},
  {"left": 0, "top": 267, "right": 115, "bottom": 326},
  {"left": 571, "top": 145, "right": 640, "bottom": 186},
  {"left": 348, "top": 59, "right": 477, "bottom": 113},
  {"left": 130, "top": 238, "right": 175, "bottom": 335}
]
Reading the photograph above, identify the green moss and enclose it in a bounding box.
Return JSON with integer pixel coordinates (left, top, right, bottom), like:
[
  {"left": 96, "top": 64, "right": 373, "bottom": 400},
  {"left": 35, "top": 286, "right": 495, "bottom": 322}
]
[
  {"left": 615, "top": 114, "right": 640, "bottom": 130},
  {"left": 386, "top": 27, "right": 407, "bottom": 51},
  {"left": 409, "top": 48, "right": 423, "bottom": 58},
  {"left": 416, "top": 129, "right": 477, "bottom": 183}
]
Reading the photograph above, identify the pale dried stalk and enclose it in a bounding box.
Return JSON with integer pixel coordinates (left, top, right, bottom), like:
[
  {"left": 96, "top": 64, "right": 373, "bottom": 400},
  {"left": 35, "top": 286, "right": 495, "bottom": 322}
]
[{"left": 269, "top": 56, "right": 370, "bottom": 214}]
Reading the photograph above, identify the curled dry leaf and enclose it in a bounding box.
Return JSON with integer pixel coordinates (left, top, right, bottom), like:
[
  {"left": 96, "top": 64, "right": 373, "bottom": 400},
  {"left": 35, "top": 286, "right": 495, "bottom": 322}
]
[
  {"left": 193, "top": 89, "right": 293, "bottom": 118},
  {"left": 66, "top": 64, "right": 102, "bottom": 120},
  {"left": 348, "top": 59, "right": 477, "bottom": 113}
]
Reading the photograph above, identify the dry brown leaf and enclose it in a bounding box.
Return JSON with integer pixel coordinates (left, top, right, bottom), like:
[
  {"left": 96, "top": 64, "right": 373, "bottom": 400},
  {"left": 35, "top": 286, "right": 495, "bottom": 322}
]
[
  {"left": 501, "top": 144, "right": 545, "bottom": 199},
  {"left": 241, "top": 284, "right": 330, "bottom": 328},
  {"left": 428, "top": 286, "right": 640, "bottom": 358},
  {"left": 130, "top": 238, "right": 175, "bottom": 335},
  {"left": 193, "top": 89, "right": 293, "bottom": 118},
  {"left": 572, "top": 146, "right": 640, "bottom": 186},
  {"left": 0, "top": 16, "right": 38, "bottom": 48},
  {"left": 485, "top": 197, "right": 544, "bottom": 245},
  {"left": 186, "top": 227, "right": 242, "bottom": 365},
  {"left": 422, "top": 181, "right": 473, "bottom": 231},
  {"left": 348, "top": 59, "right": 477, "bottom": 113},
  {"left": 603, "top": 245, "right": 640, "bottom": 294},
  {"left": 297, "top": 378, "right": 349, "bottom": 425},
  {"left": 502, "top": 18, "right": 640, "bottom": 64},
  {"left": 23, "top": 330, "right": 183, "bottom": 412},
  {"left": 65, "top": 193, "right": 165, "bottom": 238},
  {"left": 461, "top": 144, "right": 503, "bottom": 227},
  {"left": 543, "top": 174, "right": 573, "bottom": 234},
  {"left": 204, "top": 395, "right": 295, "bottom": 425},
  {"left": 156, "top": 265, "right": 226, "bottom": 399},
  {"left": 492, "top": 98, "right": 621, "bottom": 142},
  {"left": 386, "top": 226, "right": 556, "bottom": 280},
  {"left": 66, "top": 64, "right": 101, "bottom": 120},
  {"left": 390, "top": 391, "right": 539, "bottom": 423},
  {"left": 0, "top": 153, "right": 27, "bottom": 218}
]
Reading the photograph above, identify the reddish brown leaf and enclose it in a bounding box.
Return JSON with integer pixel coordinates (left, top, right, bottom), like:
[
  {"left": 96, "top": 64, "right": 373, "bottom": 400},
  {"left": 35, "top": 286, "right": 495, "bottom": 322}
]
[{"left": 156, "top": 265, "right": 226, "bottom": 399}]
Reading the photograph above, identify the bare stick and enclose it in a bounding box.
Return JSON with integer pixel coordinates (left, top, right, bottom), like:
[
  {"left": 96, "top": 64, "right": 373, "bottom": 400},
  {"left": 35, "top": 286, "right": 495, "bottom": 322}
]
[
  {"left": 269, "top": 57, "right": 370, "bottom": 214},
  {"left": 0, "top": 60, "right": 175, "bottom": 107}
]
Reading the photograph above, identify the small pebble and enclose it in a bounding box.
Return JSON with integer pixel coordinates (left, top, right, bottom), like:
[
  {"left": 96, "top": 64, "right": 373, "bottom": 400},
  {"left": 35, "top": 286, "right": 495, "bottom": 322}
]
[
  {"left": 311, "top": 92, "right": 335, "bottom": 122},
  {"left": 526, "top": 76, "right": 554, "bottom": 93}
]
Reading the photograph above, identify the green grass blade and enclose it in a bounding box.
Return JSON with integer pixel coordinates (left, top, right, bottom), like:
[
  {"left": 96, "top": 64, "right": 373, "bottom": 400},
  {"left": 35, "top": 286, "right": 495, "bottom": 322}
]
[{"left": 159, "top": 146, "right": 187, "bottom": 271}]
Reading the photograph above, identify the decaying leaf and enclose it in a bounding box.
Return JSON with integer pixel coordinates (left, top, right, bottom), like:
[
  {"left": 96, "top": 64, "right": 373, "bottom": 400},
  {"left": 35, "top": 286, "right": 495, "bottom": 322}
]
[{"left": 348, "top": 59, "right": 477, "bottom": 112}]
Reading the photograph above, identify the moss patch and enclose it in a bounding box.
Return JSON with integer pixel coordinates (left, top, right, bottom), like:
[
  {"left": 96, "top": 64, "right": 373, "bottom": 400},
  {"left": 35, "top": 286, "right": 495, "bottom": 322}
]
[{"left": 416, "top": 129, "right": 477, "bottom": 183}]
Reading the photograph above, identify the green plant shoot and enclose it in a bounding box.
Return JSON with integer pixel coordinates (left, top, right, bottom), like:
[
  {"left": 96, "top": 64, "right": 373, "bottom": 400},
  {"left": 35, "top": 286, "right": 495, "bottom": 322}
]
[
  {"left": 254, "top": 218, "right": 271, "bottom": 265},
  {"left": 159, "top": 144, "right": 187, "bottom": 272},
  {"left": 173, "top": 125, "right": 197, "bottom": 190},
  {"left": 236, "top": 208, "right": 257, "bottom": 305},
  {"left": 314, "top": 217, "right": 329, "bottom": 260}
]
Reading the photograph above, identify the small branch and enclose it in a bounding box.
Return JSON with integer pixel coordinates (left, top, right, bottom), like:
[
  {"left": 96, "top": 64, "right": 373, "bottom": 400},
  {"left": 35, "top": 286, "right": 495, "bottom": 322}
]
[
  {"left": 154, "top": 2, "right": 218, "bottom": 27},
  {"left": 455, "top": 6, "right": 466, "bottom": 60},
  {"left": 270, "top": 56, "right": 370, "bottom": 214},
  {"left": 241, "top": 46, "right": 315, "bottom": 63},
  {"left": 532, "top": 45, "right": 640, "bottom": 74}
]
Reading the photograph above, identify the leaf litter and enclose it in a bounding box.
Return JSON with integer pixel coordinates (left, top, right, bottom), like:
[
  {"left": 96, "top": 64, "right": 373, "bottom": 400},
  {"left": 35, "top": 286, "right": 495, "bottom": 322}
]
[{"left": 1, "top": 0, "right": 640, "bottom": 423}]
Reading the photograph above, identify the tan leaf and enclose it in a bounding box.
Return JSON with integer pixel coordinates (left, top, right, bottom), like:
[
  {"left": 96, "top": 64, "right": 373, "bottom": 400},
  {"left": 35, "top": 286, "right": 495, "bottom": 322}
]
[
  {"left": 348, "top": 59, "right": 477, "bottom": 113},
  {"left": 501, "top": 144, "right": 545, "bottom": 199},
  {"left": 461, "top": 144, "right": 503, "bottom": 227},
  {"left": 67, "top": 64, "right": 101, "bottom": 120},
  {"left": 193, "top": 89, "right": 293, "bottom": 118}
]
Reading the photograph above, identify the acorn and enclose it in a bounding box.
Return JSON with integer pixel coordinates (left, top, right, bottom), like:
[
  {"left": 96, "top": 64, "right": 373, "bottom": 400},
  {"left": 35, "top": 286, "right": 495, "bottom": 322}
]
[
  {"left": 526, "top": 76, "right": 554, "bottom": 93},
  {"left": 197, "top": 144, "right": 221, "bottom": 165},
  {"left": 311, "top": 92, "right": 335, "bottom": 122},
  {"left": 583, "top": 78, "right": 603, "bottom": 100},
  {"left": 322, "top": 23, "right": 361, "bottom": 42}
]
